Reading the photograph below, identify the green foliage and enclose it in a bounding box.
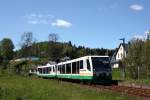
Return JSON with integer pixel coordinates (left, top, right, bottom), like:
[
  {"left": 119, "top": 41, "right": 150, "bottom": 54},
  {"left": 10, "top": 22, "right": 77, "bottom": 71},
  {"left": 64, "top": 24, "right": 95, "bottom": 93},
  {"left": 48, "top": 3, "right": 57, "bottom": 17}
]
[
  {"left": 0, "top": 61, "right": 9, "bottom": 69},
  {"left": 15, "top": 41, "right": 115, "bottom": 61},
  {"left": 9, "top": 61, "right": 27, "bottom": 75},
  {"left": 0, "top": 75, "right": 137, "bottom": 100},
  {"left": 0, "top": 38, "right": 14, "bottom": 60},
  {"left": 123, "top": 39, "right": 150, "bottom": 80},
  {"left": 142, "top": 40, "right": 150, "bottom": 78},
  {"left": 20, "top": 32, "right": 34, "bottom": 58},
  {"left": 8, "top": 61, "right": 39, "bottom": 75}
]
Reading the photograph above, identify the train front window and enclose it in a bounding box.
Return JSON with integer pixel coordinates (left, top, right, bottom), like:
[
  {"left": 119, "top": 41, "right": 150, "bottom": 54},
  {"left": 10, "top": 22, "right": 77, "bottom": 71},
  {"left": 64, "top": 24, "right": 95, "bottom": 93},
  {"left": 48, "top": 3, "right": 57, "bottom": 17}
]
[{"left": 92, "top": 57, "right": 110, "bottom": 71}]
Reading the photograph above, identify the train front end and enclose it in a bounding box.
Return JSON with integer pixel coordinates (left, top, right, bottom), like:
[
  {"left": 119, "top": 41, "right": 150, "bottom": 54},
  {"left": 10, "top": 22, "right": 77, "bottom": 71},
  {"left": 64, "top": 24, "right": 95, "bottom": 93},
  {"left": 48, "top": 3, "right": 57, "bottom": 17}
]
[{"left": 91, "top": 56, "right": 112, "bottom": 83}]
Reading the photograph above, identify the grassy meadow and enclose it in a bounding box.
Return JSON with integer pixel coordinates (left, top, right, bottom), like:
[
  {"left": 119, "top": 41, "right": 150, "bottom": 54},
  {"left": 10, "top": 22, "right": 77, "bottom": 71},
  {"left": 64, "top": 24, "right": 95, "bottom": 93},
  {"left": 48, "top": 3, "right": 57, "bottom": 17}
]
[{"left": 0, "top": 73, "right": 139, "bottom": 100}]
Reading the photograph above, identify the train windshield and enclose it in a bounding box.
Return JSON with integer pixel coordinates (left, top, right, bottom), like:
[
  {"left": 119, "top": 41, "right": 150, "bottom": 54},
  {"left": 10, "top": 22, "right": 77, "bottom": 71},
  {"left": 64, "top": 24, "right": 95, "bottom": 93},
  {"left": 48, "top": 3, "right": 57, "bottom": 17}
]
[{"left": 92, "top": 57, "right": 110, "bottom": 71}]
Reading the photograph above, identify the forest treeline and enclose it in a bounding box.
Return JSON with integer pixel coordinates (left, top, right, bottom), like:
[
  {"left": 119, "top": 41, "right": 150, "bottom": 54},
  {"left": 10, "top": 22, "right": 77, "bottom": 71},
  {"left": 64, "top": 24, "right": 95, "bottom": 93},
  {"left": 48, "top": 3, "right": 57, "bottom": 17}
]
[{"left": 15, "top": 41, "right": 114, "bottom": 61}]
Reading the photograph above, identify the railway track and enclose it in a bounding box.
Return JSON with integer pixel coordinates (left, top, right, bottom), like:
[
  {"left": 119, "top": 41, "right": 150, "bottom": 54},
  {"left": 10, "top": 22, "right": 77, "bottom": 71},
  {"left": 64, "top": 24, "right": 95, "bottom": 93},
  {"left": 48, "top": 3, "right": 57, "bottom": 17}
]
[
  {"left": 58, "top": 79, "right": 150, "bottom": 98},
  {"left": 90, "top": 84, "right": 150, "bottom": 98},
  {"left": 47, "top": 78, "right": 150, "bottom": 98}
]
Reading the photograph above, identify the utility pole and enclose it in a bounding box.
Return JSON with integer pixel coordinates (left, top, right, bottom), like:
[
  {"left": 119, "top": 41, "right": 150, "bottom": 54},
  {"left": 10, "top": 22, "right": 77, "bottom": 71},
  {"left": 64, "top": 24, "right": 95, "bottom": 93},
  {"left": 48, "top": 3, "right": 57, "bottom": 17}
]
[{"left": 120, "top": 38, "right": 125, "bottom": 80}]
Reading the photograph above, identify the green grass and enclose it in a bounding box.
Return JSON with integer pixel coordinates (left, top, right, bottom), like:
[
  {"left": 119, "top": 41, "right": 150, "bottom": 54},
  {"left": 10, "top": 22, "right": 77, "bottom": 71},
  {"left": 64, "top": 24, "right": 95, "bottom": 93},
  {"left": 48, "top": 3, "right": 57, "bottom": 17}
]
[
  {"left": 124, "top": 79, "right": 150, "bottom": 85},
  {"left": 0, "top": 74, "right": 139, "bottom": 100},
  {"left": 112, "top": 68, "right": 150, "bottom": 84},
  {"left": 112, "top": 68, "right": 122, "bottom": 80}
]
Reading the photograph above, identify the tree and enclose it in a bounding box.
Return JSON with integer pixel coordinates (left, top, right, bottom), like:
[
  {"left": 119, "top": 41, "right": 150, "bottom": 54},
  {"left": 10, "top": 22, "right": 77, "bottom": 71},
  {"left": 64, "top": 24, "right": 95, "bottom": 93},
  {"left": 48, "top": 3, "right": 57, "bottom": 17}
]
[
  {"left": 123, "top": 39, "right": 144, "bottom": 79},
  {"left": 142, "top": 40, "right": 150, "bottom": 78},
  {"left": 20, "top": 32, "right": 34, "bottom": 57},
  {"left": 0, "top": 46, "right": 3, "bottom": 64},
  {"left": 48, "top": 33, "right": 59, "bottom": 43},
  {"left": 1, "top": 38, "right": 14, "bottom": 60},
  {"left": 48, "top": 33, "right": 61, "bottom": 61},
  {"left": 62, "top": 44, "right": 76, "bottom": 59}
]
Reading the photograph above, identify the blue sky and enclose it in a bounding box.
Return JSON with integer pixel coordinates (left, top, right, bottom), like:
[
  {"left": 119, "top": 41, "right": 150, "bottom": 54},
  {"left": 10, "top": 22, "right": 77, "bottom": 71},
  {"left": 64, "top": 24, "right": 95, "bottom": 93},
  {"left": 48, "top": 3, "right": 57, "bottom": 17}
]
[{"left": 0, "top": 0, "right": 150, "bottom": 49}]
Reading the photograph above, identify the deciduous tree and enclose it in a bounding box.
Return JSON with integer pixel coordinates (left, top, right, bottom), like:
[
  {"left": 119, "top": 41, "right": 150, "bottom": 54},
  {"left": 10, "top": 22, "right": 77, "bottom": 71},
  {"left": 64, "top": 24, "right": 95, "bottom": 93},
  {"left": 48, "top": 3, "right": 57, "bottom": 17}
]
[{"left": 1, "top": 38, "right": 14, "bottom": 60}]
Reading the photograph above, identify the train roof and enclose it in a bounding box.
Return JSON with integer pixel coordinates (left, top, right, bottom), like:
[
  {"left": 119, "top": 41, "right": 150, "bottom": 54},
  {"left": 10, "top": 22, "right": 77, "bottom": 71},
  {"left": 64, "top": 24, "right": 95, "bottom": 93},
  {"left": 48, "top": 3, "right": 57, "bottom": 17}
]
[
  {"left": 37, "top": 64, "right": 55, "bottom": 68},
  {"left": 57, "top": 55, "right": 109, "bottom": 65},
  {"left": 37, "top": 55, "right": 109, "bottom": 67}
]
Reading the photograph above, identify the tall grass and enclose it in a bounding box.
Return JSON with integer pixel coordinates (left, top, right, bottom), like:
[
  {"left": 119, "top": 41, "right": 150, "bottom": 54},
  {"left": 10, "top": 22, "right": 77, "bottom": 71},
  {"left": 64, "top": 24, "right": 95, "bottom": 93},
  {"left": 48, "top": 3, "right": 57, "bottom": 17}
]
[{"left": 0, "top": 74, "right": 138, "bottom": 100}]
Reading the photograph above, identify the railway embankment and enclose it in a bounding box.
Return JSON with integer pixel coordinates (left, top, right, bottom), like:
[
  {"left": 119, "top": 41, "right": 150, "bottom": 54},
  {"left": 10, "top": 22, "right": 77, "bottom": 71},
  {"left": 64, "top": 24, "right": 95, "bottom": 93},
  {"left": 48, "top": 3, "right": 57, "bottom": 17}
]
[{"left": 118, "top": 82, "right": 150, "bottom": 89}]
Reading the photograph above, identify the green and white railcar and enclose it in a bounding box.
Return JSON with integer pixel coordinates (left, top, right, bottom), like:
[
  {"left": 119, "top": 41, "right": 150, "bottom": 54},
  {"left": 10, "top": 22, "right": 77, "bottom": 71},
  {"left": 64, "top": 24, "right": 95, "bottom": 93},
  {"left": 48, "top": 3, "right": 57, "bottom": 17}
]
[
  {"left": 56, "top": 56, "right": 112, "bottom": 82},
  {"left": 36, "top": 56, "right": 112, "bottom": 83},
  {"left": 37, "top": 64, "right": 56, "bottom": 78}
]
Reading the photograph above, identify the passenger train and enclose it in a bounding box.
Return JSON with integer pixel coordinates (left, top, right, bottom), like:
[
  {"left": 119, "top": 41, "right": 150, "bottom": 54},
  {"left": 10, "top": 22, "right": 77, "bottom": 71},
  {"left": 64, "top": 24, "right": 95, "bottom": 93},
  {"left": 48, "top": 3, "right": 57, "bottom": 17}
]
[{"left": 30, "top": 56, "right": 112, "bottom": 83}]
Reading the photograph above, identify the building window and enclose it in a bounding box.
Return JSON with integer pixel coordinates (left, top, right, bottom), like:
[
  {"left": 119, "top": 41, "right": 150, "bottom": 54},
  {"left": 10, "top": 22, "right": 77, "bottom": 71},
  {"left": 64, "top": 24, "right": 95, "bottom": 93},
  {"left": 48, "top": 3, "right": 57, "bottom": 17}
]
[{"left": 121, "top": 53, "right": 123, "bottom": 58}]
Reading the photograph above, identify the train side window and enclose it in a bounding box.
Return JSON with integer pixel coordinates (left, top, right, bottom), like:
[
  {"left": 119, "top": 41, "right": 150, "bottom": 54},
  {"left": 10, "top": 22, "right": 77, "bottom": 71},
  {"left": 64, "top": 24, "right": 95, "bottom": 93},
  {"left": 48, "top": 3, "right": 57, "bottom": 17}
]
[
  {"left": 42, "top": 68, "right": 45, "bottom": 74},
  {"left": 87, "top": 59, "right": 91, "bottom": 71},
  {"left": 77, "top": 61, "right": 79, "bottom": 74},
  {"left": 47, "top": 67, "right": 49, "bottom": 73},
  {"left": 48, "top": 67, "right": 51, "bottom": 73},
  {"left": 59, "top": 65, "right": 62, "bottom": 74},
  {"left": 38, "top": 68, "right": 40, "bottom": 73},
  {"left": 58, "top": 65, "right": 60, "bottom": 72},
  {"left": 47, "top": 68, "right": 49, "bottom": 73},
  {"left": 62, "top": 64, "right": 65, "bottom": 74},
  {"left": 53, "top": 66, "right": 55, "bottom": 72},
  {"left": 46, "top": 67, "right": 48, "bottom": 74},
  {"left": 80, "top": 60, "right": 83, "bottom": 69},
  {"left": 40, "top": 68, "right": 42, "bottom": 74},
  {"left": 60, "top": 65, "right": 62, "bottom": 74},
  {"left": 72, "top": 62, "right": 76, "bottom": 74},
  {"left": 41, "top": 68, "right": 42, "bottom": 74},
  {"left": 59, "top": 65, "right": 61, "bottom": 73},
  {"left": 50, "top": 67, "right": 52, "bottom": 72},
  {"left": 66, "top": 63, "right": 71, "bottom": 74},
  {"left": 38, "top": 68, "right": 42, "bottom": 74},
  {"left": 42, "top": 68, "right": 44, "bottom": 74},
  {"left": 45, "top": 68, "right": 47, "bottom": 74},
  {"left": 44, "top": 67, "right": 47, "bottom": 74}
]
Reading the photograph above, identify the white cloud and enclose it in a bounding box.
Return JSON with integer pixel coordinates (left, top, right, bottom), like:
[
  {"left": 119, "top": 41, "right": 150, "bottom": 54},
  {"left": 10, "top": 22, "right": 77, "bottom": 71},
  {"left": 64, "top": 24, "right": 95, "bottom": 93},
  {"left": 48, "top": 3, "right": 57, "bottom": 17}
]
[
  {"left": 133, "top": 34, "right": 145, "bottom": 41},
  {"left": 51, "top": 19, "right": 72, "bottom": 28},
  {"left": 145, "top": 30, "right": 150, "bottom": 35},
  {"left": 130, "top": 4, "right": 144, "bottom": 11},
  {"left": 25, "top": 13, "right": 54, "bottom": 24},
  {"left": 27, "top": 20, "right": 38, "bottom": 24}
]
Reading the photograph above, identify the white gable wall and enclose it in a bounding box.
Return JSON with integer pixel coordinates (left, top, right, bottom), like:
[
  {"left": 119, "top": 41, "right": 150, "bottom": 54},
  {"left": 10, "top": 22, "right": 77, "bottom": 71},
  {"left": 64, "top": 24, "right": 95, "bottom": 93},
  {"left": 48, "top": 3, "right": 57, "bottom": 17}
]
[
  {"left": 116, "top": 45, "right": 124, "bottom": 60},
  {"left": 112, "top": 44, "right": 127, "bottom": 68}
]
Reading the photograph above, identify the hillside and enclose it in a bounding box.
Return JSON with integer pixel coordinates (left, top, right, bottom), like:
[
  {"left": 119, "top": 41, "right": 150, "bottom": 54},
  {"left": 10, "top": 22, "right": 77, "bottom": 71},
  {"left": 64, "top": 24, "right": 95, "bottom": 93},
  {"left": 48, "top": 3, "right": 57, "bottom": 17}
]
[{"left": 14, "top": 41, "right": 115, "bottom": 62}]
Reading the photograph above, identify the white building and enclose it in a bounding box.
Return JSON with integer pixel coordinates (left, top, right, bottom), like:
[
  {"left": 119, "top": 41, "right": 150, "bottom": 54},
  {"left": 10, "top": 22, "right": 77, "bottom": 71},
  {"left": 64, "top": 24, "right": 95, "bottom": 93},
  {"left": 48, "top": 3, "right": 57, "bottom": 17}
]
[{"left": 111, "top": 43, "right": 128, "bottom": 68}]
